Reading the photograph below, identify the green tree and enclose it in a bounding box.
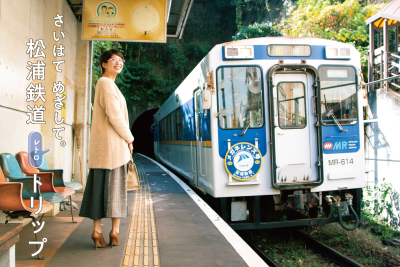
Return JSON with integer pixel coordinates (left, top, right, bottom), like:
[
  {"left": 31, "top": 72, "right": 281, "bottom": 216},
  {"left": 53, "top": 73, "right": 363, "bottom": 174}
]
[
  {"left": 363, "top": 179, "right": 400, "bottom": 232},
  {"left": 230, "top": 0, "right": 287, "bottom": 28},
  {"left": 232, "top": 22, "right": 281, "bottom": 40},
  {"left": 278, "top": 0, "right": 385, "bottom": 67},
  {"left": 279, "top": 0, "right": 382, "bottom": 44}
]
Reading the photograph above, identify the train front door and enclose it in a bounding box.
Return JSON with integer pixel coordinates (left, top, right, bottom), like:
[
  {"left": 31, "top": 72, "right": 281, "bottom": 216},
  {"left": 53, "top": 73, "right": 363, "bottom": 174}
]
[{"left": 271, "top": 73, "right": 320, "bottom": 188}]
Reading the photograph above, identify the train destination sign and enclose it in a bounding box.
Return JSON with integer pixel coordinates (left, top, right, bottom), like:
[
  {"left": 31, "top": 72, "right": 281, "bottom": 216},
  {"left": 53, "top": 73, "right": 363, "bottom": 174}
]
[
  {"left": 225, "top": 142, "right": 262, "bottom": 181},
  {"left": 268, "top": 45, "right": 311, "bottom": 57}
]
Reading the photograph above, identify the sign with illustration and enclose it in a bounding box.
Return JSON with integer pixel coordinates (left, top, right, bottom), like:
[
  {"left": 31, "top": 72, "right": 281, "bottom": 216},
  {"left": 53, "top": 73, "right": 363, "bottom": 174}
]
[
  {"left": 224, "top": 142, "right": 262, "bottom": 181},
  {"left": 82, "top": 0, "right": 167, "bottom": 42}
]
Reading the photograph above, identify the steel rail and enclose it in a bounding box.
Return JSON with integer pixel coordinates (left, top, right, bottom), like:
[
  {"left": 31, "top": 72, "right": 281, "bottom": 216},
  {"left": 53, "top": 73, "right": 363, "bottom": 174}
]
[
  {"left": 297, "top": 231, "right": 364, "bottom": 267},
  {"left": 239, "top": 232, "right": 282, "bottom": 267}
]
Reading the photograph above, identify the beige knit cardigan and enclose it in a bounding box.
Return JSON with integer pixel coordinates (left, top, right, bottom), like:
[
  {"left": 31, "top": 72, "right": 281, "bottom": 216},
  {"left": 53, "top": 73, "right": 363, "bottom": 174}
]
[{"left": 88, "top": 77, "right": 134, "bottom": 169}]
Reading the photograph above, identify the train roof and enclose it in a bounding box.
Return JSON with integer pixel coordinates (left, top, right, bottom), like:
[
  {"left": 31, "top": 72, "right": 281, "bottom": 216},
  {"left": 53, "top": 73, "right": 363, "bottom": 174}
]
[{"left": 218, "top": 36, "right": 357, "bottom": 48}]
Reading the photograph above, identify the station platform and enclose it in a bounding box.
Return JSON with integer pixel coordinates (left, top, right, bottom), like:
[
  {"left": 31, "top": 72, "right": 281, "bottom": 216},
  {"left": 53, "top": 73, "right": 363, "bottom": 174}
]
[{"left": 12, "top": 153, "right": 267, "bottom": 267}]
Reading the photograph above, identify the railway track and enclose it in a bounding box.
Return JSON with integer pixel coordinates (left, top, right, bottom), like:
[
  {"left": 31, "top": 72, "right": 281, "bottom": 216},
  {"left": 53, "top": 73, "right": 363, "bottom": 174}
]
[
  {"left": 239, "top": 232, "right": 282, "bottom": 267},
  {"left": 298, "top": 231, "right": 364, "bottom": 267},
  {"left": 240, "top": 230, "right": 365, "bottom": 267}
]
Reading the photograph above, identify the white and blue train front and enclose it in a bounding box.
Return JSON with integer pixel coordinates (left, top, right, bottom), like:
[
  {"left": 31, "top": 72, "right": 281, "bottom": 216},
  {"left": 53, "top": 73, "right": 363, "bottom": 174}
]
[{"left": 153, "top": 37, "right": 365, "bottom": 230}]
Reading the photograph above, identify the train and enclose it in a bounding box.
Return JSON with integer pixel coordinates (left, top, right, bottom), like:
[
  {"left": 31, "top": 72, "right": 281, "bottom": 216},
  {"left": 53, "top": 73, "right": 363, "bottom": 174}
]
[{"left": 152, "top": 37, "right": 365, "bottom": 230}]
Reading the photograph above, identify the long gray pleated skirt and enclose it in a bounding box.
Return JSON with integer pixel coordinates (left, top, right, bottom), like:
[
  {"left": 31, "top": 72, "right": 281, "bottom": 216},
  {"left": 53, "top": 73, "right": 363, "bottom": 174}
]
[{"left": 79, "top": 164, "right": 128, "bottom": 220}]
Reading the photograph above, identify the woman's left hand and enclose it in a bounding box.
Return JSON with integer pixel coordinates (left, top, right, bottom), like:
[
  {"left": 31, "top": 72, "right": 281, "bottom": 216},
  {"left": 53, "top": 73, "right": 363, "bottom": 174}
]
[{"left": 128, "top": 142, "right": 133, "bottom": 154}]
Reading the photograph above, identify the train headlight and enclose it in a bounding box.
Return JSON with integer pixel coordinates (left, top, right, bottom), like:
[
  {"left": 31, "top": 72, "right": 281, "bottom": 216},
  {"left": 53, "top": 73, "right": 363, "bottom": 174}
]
[
  {"left": 325, "top": 46, "right": 351, "bottom": 59},
  {"left": 226, "top": 48, "right": 239, "bottom": 57},
  {"left": 224, "top": 46, "right": 254, "bottom": 59}
]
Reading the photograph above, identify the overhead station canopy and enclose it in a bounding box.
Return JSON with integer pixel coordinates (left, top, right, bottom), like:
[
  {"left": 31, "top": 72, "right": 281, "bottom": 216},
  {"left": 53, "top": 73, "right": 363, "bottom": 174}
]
[
  {"left": 167, "top": 0, "right": 193, "bottom": 38},
  {"left": 66, "top": 0, "right": 193, "bottom": 39},
  {"left": 366, "top": 0, "right": 400, "bottom": 30}
]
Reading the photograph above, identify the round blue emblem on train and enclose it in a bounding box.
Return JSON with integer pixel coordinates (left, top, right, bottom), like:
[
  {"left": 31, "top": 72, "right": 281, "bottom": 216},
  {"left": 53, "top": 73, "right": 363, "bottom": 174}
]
[{"left": 224, "top": 142, "right": 262, "bottom": 181}]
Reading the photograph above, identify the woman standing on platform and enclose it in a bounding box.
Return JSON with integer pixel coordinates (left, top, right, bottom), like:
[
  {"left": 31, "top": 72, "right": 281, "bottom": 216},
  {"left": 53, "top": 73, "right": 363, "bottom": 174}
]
[{"left": 79, "top": 49, "right": 134, "bottom": 249}]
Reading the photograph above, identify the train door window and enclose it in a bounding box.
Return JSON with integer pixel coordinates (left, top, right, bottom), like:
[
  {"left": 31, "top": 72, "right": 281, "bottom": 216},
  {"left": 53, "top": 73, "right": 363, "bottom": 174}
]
[
  {"left": 319, "top": 66, "right": 357, "bottom": 125},
  {"left": 277, "top": 82, "right": 306, "bottom": 129},
  {"left": 195, "top": 92, "right": 202, "bottom": 139},
  {"left": 196, "top": 92, "right": 201, "bottom": 114},
  {"left": 176, "top": 108, "right": 182, "bottom": 140},
  {"left": 216, "top": 66, "right": 264, "bottom": 129}
]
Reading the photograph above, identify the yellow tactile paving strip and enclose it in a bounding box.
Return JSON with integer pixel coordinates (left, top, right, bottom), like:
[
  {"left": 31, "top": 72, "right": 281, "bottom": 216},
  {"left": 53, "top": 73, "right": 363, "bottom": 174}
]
[{"left": 122, "top": 161, "right": 160, "bottom": 267}]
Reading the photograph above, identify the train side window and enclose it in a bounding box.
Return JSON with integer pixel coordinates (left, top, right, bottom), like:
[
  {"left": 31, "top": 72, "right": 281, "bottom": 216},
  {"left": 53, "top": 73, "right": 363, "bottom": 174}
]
[
  {"left": 319, "top": 66, "right": 358, "bottom": 125},
  {"left": 176, "top": 108, "right": 182, "bottom": 140},
  {"left": 162, "top": 118, "right": 167, "bottom": 141},
  {"left": 159, "top": 119, "right": 162, "bottom": 141},
  {"left": 168, "top": 113, "right": 175, "bottom": 141},
  {"left": 216, "top": 66, "right": 264, "bottom": 129},
  {"left": 277, "top": 82, "right": 306, "bottom": 129},
  {"left": 157, "top": 121, "right": 162, "bottom": 141},
  {"left": 166, "top": 115, "right": 170, "bottom": 141}
]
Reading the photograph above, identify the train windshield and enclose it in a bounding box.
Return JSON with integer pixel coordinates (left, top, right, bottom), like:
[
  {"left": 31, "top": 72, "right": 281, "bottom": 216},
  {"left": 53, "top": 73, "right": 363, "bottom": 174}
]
[
  {"left": 216, "top": 66, "right": 264, "bottom": 129},
  {"left": 319, "top": 66, "right": 358, "bottom": 125}
]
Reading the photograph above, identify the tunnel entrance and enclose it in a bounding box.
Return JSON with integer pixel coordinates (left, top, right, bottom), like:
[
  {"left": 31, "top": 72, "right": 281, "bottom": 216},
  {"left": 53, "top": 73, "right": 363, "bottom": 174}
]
[{"left": 131, "top": 108, "right": 158, "bottom": 159}]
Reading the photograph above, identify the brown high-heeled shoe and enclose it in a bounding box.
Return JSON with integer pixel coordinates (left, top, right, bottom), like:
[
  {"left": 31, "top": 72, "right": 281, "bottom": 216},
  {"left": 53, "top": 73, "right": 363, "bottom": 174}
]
[
  {"left": 92, "top": 230, "right": 107, "bottom": 249},
  {"left": 109, "top": 230, "right": 119, "bottom": 248}
]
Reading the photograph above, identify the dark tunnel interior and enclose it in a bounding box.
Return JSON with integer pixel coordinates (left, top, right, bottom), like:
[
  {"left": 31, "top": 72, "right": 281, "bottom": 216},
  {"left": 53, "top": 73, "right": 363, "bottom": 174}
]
[{"left": 131, "top": 108, "right": 158, "bottom": 159}]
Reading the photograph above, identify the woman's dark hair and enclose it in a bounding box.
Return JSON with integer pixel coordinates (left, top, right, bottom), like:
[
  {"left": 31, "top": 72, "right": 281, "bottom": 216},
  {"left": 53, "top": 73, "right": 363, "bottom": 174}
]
[{"left": 99, "top": 49, "right": 124, "bottom": 74}]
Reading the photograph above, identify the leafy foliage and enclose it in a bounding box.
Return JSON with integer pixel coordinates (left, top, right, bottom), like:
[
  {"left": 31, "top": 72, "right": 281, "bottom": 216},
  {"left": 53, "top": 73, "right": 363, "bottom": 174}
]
[
  {"left": 230, "top": 0, "right": 287, "bottom": 27},
  {"left": 362, "top": 179, "right": 400, "bottom": 233},
  {"left": 232, "top": 22, "right": 281, "bottom": 40},
  {"left": 278, "top": 0, "right": 385, "bottom": 67},
  {"left": 279, "top": 0, "right": 383, "bottom": 44}
]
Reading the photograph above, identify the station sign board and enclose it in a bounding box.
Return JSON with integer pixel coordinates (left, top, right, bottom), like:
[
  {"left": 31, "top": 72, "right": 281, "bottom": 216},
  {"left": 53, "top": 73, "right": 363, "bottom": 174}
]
[{"left": 82, "top": 0, "right": 167, "bottom": 43}]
